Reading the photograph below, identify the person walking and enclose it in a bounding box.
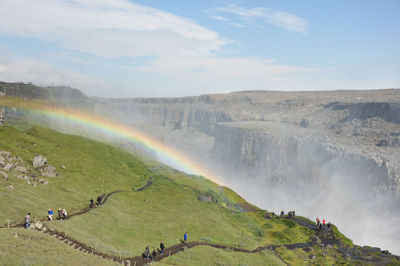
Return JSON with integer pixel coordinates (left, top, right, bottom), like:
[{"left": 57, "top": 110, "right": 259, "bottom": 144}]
[
  {"left": 24, "top": 213, "right": 31, "bottom": 229},
  {"left": 48, "top": 209, "right": 54, "bottom": 221},
  {"left": 184, "top": 232, "right": 188, "bottom": 244},
  {"left": 89, "top": 199, "right": 94, "bottom": 208},
  {"left": 160, "top": 241, "right": 165, "bottom": 255},
  {"left": 96, "top": 196, "right": 102, "bottom": 206},
  {"left": 58, "top": 208, "right": 63, "bottom": 220},
  {"left": 152, "top": 248, "right": 157, "bottom": 260},
  {"left": 316, "top": 217, "right": 320, "bottom": 226},
  {"left": 322, "top": 219, "right": 326, "bottom": 226},
  {"left": 62, "top": 208, "right": 68, "bottom": 220}
]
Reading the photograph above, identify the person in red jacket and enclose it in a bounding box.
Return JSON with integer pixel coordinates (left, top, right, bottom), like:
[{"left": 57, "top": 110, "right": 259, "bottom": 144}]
[{"left": 323, "top": 219, "right": 326, "bottom": 225}]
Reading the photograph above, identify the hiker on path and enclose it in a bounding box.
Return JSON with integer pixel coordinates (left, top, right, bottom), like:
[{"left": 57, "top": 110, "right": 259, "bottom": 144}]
[
  {"left": 184, "top": 232, "right": 188, "bottom": 244},
  {"left": 58, "top": 208, "right": 63, "bottom": 220},
  {"left": 62, "top": 208, "right": 67, "bottom": 220},
  {"left": 89, "top": 199, "right": 94, "bottom": 208},
  {"left": 160, "top": 241, "right": 165, "bottom": 255},
  {"left": 316, "top": 217, "right": 320, "bottom": 226},
  {"left": 48, "top": 209, "right": 54, "bottom": 221},
  {"left": 144, "top": 246, "right": 150, "bottom": 259},
  {"left": 24, "top": 213, "right": 30, "bottom": 229},
  {"left": 280, "top": 210, "right": 284, "bottom": 216},
  {"left": 152, "top": 248, "right": 157, "bottom": 260},
  {"left": 96, "top": 196, "right": 102, "bottom": 206},
  {"left": 322, "top": 219, "right": 326, "bottom": 226}
]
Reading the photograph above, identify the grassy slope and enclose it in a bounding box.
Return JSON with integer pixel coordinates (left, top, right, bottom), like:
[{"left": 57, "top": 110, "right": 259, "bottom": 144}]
[
  {"left": 0, "top": 228, "right": 115, "bottom": 265},
  {"left": 0, "top": 124, "right": 312, "bottom": 264}
]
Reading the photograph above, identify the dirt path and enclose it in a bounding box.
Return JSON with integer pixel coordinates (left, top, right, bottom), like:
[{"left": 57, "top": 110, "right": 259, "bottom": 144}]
[{"left": 2, "top": 177, "right": 153, "bottom": 228}]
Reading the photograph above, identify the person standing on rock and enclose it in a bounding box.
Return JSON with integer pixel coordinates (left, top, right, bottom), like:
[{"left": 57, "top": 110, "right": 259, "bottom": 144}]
[
  {"left": 24, "top": 213, "right": 31, "bottom": 229},
  {"left": 160, "top": 241, "right": 165, "bottom": 255},
  {"left": 58, "top": 208, "right": 63, "bottom": 220},
  {"left": 48, "top": 209, "right": 54, "bottom": 221},
  {"left": 62, "top": 208, "right": 67, "bottom": 220}
]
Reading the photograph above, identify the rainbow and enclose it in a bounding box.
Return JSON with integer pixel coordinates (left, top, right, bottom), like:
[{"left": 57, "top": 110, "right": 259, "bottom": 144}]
[{"left": 1, "top": 99, "right": 222, "bottom": 185}]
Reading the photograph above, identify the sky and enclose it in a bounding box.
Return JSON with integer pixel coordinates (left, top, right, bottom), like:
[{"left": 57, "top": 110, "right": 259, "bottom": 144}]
[{"left": 0, "top": 0, "right": 399, "bottom": 97}]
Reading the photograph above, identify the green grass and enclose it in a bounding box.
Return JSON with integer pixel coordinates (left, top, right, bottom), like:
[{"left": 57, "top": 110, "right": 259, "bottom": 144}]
[
  {"left": 0, "top": 228, "right": 115, "bottom": 265},
  {"left": 155, "top": 245, "right": 285, "bottom": 266},
  {"left": 0, "top": 124, "right": 312, "bottom": 258}
]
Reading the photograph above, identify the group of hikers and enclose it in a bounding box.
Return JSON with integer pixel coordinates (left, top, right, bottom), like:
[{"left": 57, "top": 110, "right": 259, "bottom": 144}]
[
  {"left": 143, "top": 240, "right": 166, "bottom": 261},
  {"left": 315, "top": 217, "right": 331, "bottom": 231},
  {"left": 47, "top": 208, "right": 68, "bottom": 221},
  {"left": 142, "top": 232, "right": 188, "bottom": 261},
  {"left": 279, "top": 210, "right": 295, "bottom": 217},
  {"left": 89, "top": 196, "right": 102, "bottom": 208}
]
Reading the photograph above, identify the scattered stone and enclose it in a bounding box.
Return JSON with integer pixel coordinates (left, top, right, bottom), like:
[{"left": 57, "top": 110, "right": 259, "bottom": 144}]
[
  {"left": 42, "top": 227, "right": 47, "bottom": 232},
  {"left": 33, "top": 154, "right": 47, "bottom": 168},
  {"left": 0, "top": 170, "right": 8, "bottom": 180},
  {"left": 6, "top": 184, "right": 13, "bottom": 189},
  {"left": 309, "top": 254, "right": 316, "bottom": 260},
  {"left": 13, "top": 233, "right": 18, "bottom": 238},
  {"left": 14, "top": 166, "right": 27, "bottom": 173},
  {"left": 61, "top": 165, "right": 66, "bottom": 169},
  {"left": 16, "top": 156, "right": 23, "bottom": 163},
  {"left": 32, "top": 182, "right": 37, "bottom": 188},
  {"left": 34, "top": 222, "right": 43, "bottom": 229},
  {"left": 23, "top": 175, "right": 30, "bottom": 181},
  {"left": 26, "top": 180, "right": 31, "bottom": 185},
  {"left": 41, "top": 165, "right": 57, "bottom": 178},
  {"left": 42, "top": 181, "right": 49, "bottom": 185},
  {"left": 33, "top": 143, "right": 37, "bottom": 147},
  {"left": 0, "top": 151, "right": 10, "bottom": 158},
  {"left": 38, "top": 178, "right": 46, "bottom": 183},
  {"left": 3, "top": 163, "right": 13, "bottom": 171}
]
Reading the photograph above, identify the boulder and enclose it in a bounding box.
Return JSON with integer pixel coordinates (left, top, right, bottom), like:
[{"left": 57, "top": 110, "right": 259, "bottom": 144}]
[
  {"left": 3, "top": 163, "right": 13, "bottom": 171},
  {"left": 33, "top": 155, "right": 47, "bottom": 168},
  {"left": 0, "top": 170, "right": 8, "bottom": 180},
  {"left": 6, "top": 184, "right": 13, "bottom": 189}
]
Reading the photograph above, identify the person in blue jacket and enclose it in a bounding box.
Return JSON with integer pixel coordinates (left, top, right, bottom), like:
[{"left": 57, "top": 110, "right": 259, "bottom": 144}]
[
  {"left": 48, "top": 209, "right": 54, "bottom": 221},
  {"left": 184, "top": 232, "right": 188, "bottom": 244}
]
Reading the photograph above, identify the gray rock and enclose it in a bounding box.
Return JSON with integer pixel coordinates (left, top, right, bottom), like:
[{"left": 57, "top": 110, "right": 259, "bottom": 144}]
[
  {"left": 3, "top": 163, "right": 13, "bottom": 171},
  {"left": 34, "top": 222, "right": 43, "bottom": 229},
  {"left": 23, "top": 175, "right": 30, "bottom": 181},
  {"left": 33, "top": 155, "right": 47, "bottom": 168},
  {"left": 0, "top": 151, "right": 10, "bottom": 158},
  {"left": 42, "top": 180, "right": 49, "bottom": 185},
  {"left": 0, "top": 170, "right": 8, "bottom": 180},
  {"left": 61, "top": 164, "right": 66, "bottom": 169},
  {"left": 41, "top": 165, "right": 56, "bottom": 178},
  {"left": 38, "top": 178, "right": 47, "bottom": 184},
  {"left": 14, "top": 166, "right": 27, "bottom": 173}
]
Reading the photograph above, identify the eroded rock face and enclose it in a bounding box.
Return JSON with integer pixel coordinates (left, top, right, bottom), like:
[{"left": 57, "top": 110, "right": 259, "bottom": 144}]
[{"left": 33, "top": 155, "right": 47, "bottom": 169}]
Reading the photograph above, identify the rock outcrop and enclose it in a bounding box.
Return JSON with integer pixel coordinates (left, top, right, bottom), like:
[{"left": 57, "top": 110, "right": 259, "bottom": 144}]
[{"left": 33, "top": 154, "right": 47, "bottom": 169}]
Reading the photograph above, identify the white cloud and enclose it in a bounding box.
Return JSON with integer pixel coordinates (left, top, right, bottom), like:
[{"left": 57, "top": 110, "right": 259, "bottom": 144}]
[
  {"left": 217, "top": 4, "right": 309, "bottom": 34},
  {"left": 0, "top": 0, "right": 226, "bottom": 57},
  {"left": 0, "top": 57, "right": 111, "bottom": 95},
  {"left": 209, "top": 15, "right": 229, "bottom": 22}
]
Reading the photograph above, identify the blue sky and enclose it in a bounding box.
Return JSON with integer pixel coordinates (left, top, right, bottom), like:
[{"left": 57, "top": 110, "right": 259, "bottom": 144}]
[{"left": 0, "top": 0, "right": 399, "bottom": 97}]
